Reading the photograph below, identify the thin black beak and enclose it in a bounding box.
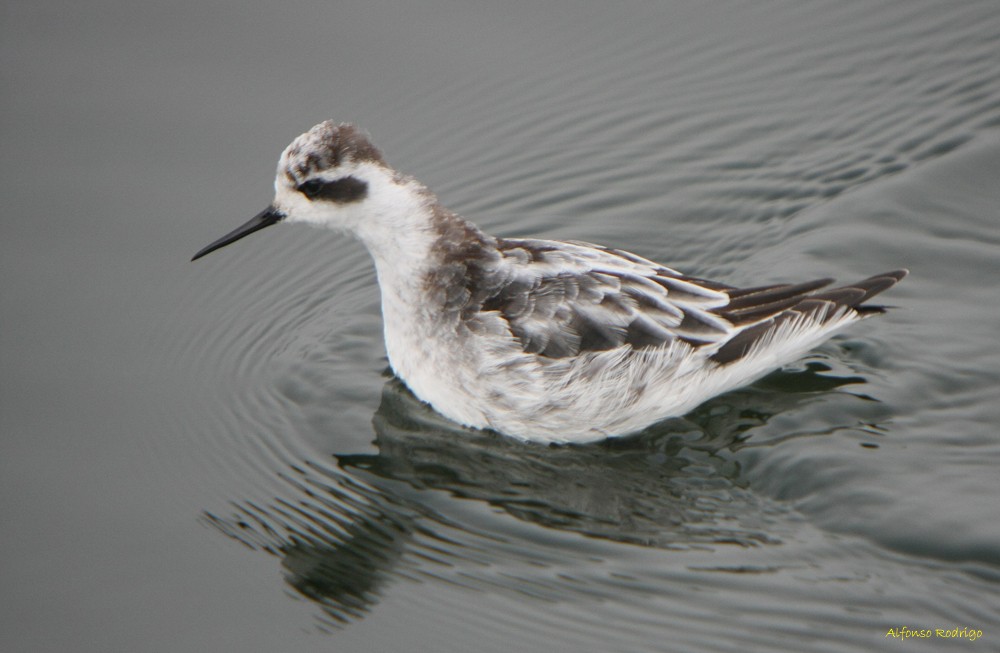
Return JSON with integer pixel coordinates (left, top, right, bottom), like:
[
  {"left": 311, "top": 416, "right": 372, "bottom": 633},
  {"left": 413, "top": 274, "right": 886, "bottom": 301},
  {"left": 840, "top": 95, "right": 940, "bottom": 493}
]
[{"left": 191, "top": 206, "right": 285, "bottom": 261}]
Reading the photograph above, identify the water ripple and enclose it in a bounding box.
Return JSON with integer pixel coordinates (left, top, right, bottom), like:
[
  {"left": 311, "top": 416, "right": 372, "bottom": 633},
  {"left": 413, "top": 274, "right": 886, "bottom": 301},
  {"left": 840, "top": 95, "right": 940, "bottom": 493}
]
[{"left": 170, "top": 1, "right": 1000, "bottom": 645}]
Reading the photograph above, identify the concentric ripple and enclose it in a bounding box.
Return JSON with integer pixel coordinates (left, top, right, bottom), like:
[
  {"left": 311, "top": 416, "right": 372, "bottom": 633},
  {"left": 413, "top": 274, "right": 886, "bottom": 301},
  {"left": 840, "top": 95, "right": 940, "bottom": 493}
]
[{"left": 166, "top": 1, "right": 1000, "bottom": 647}]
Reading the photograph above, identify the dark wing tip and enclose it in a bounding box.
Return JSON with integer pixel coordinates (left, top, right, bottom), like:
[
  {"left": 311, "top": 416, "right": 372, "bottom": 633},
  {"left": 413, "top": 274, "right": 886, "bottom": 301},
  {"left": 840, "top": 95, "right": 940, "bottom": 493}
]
[
  {"left": 725, "top": 278, "right": 834, "bottom": 303},
  {"left": 842, "top": 269, "right": 909, "bottom": 304},
  {"left": 883, "top": 269, "right": 909, "bottom": 281},
  {"left": 711, "top": 269, "right": 907, "bottom": 365},
  {"left": 720, "top": 277, "right": 836, "bottom": 325}
]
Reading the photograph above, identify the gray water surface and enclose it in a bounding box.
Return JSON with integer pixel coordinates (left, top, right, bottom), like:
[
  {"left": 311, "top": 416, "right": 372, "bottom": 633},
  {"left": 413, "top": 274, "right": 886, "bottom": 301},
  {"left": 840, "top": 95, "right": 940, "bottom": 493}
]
[{"left": 3, "top": 1, "right": 1000, "bottom": 651}]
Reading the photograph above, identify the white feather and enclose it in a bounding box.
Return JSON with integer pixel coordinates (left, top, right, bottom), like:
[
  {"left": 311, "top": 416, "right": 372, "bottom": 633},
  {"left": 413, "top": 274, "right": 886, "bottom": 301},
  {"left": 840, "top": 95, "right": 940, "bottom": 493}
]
[{"left": 203, "top": 121, "right": 906, "bottom": 443}]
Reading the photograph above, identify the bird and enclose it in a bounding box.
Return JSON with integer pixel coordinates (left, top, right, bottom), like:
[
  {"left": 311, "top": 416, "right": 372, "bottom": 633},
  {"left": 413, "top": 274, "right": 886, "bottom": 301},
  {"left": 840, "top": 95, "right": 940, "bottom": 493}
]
[{"left": 192, "top": 121, "right": 907, "bottom": 444}]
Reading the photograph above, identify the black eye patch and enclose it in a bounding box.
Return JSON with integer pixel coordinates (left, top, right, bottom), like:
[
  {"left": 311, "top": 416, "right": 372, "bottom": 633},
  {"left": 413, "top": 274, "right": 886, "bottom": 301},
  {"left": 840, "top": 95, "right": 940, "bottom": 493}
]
[{"left": 297, "top": 176, "right": 368, "bottom": 203}]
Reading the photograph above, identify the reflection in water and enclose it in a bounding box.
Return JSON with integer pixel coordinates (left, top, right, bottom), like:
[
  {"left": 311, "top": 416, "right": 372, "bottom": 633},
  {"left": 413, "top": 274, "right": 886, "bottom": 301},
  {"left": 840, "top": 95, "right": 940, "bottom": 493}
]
[
  {"left": 203, "top": 470, "right": 417, "bottom": 629},
  {"left": 348, "top": 363, "right": 864, "bottom": 548},
  {"left": 204, "top": 362, "right": 868, "bottom": 627}
]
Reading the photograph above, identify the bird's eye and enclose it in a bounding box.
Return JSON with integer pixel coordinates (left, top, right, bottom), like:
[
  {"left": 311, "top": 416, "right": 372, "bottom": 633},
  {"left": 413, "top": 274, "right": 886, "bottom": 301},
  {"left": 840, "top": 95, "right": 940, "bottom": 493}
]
[
  {"left": 294, "top": 176, "right": 369, "bottom": 204},
  {"left": 298, "top": 179, "right": 324, "bottom": 199}
]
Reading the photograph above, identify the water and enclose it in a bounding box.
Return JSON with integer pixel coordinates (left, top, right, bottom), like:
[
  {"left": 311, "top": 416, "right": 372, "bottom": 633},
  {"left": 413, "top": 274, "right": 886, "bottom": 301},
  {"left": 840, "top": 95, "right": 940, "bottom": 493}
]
[{"left": 3, "top": 1, "right": 999, "bottom": 651}]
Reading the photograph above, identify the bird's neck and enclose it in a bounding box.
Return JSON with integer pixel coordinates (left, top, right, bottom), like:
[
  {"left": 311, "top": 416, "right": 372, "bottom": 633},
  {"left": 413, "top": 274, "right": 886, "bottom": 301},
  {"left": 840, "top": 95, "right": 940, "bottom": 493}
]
[{"left": 354, "top": 180, "right": 497, "bottom": 312}]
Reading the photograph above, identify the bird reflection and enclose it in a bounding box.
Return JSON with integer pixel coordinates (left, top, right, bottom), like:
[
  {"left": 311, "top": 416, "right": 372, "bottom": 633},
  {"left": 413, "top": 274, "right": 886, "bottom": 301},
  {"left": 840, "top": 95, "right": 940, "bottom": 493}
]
[
  {"left": 204, "top": 360, "right": 867, "bottom": 627},
  {"left": 202, "top": 469, "right": 417, "bottom": 629}
]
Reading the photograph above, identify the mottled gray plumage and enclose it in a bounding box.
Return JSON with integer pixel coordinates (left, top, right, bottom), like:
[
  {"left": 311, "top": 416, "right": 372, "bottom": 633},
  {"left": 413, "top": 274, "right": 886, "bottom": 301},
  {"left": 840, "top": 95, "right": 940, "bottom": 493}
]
[
  {"left": 423, "top": 208, "right": 906, "bottom": 365},
  {"left": 281, "top": 123, "right": 385, "bottom": 184},
  {"left": 194, "top": 120, "right": 908, "bottom": 442}
]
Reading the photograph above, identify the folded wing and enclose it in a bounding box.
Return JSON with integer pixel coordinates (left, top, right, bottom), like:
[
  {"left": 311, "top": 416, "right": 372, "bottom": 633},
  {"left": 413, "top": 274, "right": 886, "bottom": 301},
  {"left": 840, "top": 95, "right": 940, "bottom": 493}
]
[{"left": 473, "top": 238, "right": 906, "bottom": 364}]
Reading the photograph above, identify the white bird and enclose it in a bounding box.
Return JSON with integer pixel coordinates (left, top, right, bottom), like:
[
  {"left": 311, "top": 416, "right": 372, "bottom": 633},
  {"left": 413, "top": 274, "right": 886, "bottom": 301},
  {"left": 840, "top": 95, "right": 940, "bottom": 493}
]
[{"left": 193, "top": 121, "right": 906, "bottom": 443}]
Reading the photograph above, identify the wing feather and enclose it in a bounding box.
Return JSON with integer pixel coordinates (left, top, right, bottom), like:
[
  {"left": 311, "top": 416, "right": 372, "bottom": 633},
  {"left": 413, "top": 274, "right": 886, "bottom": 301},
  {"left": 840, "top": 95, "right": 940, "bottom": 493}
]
[
  {"left": 473, "top": 238, "right": 731, "bottom": 358},
  {"left": 465, "top": 237, "right": 907, "bottom": 363}
]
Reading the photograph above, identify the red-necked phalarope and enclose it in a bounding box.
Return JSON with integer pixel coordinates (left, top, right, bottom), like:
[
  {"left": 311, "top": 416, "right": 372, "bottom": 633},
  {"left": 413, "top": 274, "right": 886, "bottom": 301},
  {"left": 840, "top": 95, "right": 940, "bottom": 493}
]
[{"left": 193, "top": 121, "right": 907, "bottom": 443}]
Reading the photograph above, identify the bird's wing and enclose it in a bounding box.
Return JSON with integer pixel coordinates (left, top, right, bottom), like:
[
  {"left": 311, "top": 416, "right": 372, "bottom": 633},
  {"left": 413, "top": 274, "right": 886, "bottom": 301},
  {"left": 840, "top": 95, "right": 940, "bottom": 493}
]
[
  {"left": 708, "top": 269, "right": 908, "bottom": 363},
  {"left": 478, "top": 238, "right": 733, "bottom": 358},
  {"left": 474, "top": 238, "right": 907, "bottom": 362}
]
